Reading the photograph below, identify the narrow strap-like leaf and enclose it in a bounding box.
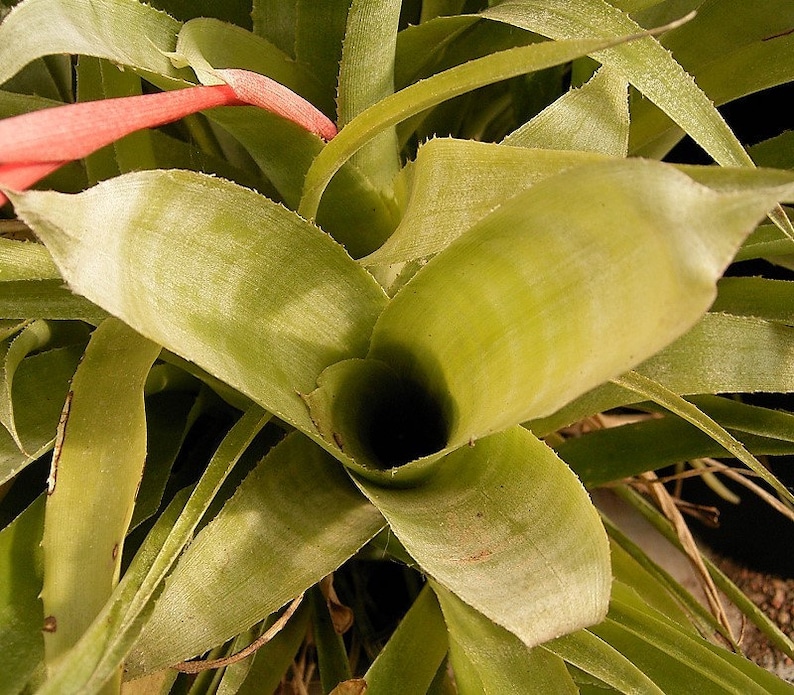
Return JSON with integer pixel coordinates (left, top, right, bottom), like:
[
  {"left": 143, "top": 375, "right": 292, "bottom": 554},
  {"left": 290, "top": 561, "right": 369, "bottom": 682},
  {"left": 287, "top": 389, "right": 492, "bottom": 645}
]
[{"left": 40, "top": 319, "right": 160, "bottom": 681}]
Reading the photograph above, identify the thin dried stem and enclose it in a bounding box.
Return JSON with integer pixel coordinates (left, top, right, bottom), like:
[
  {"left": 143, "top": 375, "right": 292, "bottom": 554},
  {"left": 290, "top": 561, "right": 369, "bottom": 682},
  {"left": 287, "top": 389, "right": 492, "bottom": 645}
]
[{"left": 173, "top": 594, "right": 304, "bottom": 674}]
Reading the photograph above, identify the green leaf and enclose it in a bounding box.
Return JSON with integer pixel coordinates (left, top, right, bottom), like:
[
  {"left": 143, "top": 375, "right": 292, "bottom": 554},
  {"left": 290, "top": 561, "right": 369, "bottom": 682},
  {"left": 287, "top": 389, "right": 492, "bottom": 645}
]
[
  {"left": 481, "top": 0, "right": 752, "bottom": 167},
  {"left": 592, "top": 582, "right": 794, "bottom": 695},
  {"left": 217, "top": 601, "right": 310, "bottom": 695},
  {"left": 713, "top": 277, "right": 794, "bottom": 323},
  {"left": 536, "top": 311, "right": 794, "bottom": 433},
  {"left": 6, "top": 171, "right": 388, "bottom": 440},
  {"left": 351, "top": 426, "right": 610, "bottom": 650},
  {"left": 39, "top": 319, "right": 160, "bottom": 679},
  {"left": 0, "top": 237, "right": 60, "bottom": 281},
  {"left": 364, "top": 584, "right": 449, "bottom": 695},
  {"left": 173, "top": 17, "right": 328, "bottom": 114},
  {"left": 0, "top": 320, "right": 56, "bottom": 450},
  {"left": 545, "top": 628, "right": 665, "bottom": 695},
  {"left": 613, "top": 370, "right": 794, "bottom": 504},
  {"left": 631, "top": 0, "right": 794, "bottom": 158},
  {"left": 556, "top": 413, "right": 794, "bottom": 488},
  {"left": 37, "top": 407, "right": 270, "bottom": 694},
  {"left": 127, "top": 433, "right": 384, "bottom": 677},
  {"left": 0, "top": 495, "right": 45, "bottom": 695},
  {"left": 432, "top": 583, "right": 579, "bottom": 695},
  {"left": 337, "top": 0, "right": 402, "bottom": 193},
  {"left": 369, "top": 159, "right": 794, "bottom": 448},
  {"left": 362, "top": 139, "right": 606, "bottom": 267},
  {"left": 502, "top": 66, "right": 630, "bottom": 156},
  {"left": 0, "top": 0, "right": 192, "bottom": 87},
  {"left": 299, "top": 32, "right": 650, "bottom": 220},
  {"left": 0, "top": 345, "right": 83, "bottom": 486}
]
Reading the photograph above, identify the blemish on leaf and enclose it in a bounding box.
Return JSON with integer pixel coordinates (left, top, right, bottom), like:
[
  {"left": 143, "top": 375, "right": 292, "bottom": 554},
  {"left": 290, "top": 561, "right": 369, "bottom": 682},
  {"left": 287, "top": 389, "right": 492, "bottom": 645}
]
[
  {"left": 112, "top": 543, "right": 119, "bottom": 560},
  {"left": 333, "top": 431, "right": 344, "bottom": 450},
  {"left": 42, "top": 615, "right": 57, "bottom": 633},
  {"left": 47, "top": 390, "right": 73, "bottom": 495}
]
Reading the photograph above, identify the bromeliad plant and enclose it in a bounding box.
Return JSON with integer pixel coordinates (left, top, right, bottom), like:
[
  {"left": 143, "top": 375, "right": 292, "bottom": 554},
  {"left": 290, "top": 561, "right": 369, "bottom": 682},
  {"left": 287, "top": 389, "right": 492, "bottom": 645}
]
[{"left": 2, "top": 0, "right": 794, "bottom": 693}]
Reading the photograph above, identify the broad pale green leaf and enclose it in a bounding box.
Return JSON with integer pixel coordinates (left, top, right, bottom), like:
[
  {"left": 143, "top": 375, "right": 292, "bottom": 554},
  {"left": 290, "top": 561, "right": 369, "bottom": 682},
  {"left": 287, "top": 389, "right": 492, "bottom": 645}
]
[
  {"left": 350, "top": 426, "right": 610, "bottom": 650},
  {"left": 251, "top": 0, "right": 297, "bottom": 56},
  {"left": 362, "top": 139, "right": 607, "bottom": 267},
  {"left": 481, "top": 0, "right": 752, "bottom": 168},
  {"left": 363, "top": 585, "right": 448, "bottom": 695},
  {"left": 432, "top": 583, "right": 578, "bottom": 695},
  {"left": 6, "top": 171, "right": 388, "bottom": 438},
  {"left": 299, "top": 33, "right": 648, "bottom": 220},
  {"left": 38, "top": 407, "right": 269, "bottom": 694},
  {"left": 370, "top": 159, "right": 794, "bottom": 448},
  {"left": 0, "top": 495, "right": 45, "bottom": 695},
  {"left": 536, "top": 311, "right": 794, "bottom": 433},
  {"left": 127, "top": 433, "right": 384, "bottom": 677},
  {"left": 0, "top": 0, "right": 191, "bottom": 87},
  {"left": 40, "top": 319, "right": 160, "bottom": 680},
  {"left": 337, "top": 0, "right": 402, "bottom": 193},
  {"left": 503, "top": 66, "right": 630, "bottom": 155}
]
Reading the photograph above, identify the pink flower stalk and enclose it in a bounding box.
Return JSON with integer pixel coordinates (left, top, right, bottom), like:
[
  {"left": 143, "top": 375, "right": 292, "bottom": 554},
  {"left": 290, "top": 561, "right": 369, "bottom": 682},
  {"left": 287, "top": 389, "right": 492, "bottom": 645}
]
[{"left": 0, "top": 68, "right": 337, "bottom": 206}]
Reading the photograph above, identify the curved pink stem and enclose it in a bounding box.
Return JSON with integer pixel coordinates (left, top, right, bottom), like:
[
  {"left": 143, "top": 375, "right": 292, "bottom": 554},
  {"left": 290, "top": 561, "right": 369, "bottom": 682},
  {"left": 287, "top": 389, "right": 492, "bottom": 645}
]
[{"left": 0, "top": 69, "right": 337, "bottom": 206}]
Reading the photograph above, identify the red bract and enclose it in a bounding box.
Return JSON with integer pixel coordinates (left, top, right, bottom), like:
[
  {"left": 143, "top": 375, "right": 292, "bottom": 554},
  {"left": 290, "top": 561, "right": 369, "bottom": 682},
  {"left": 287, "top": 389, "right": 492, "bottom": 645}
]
[{"left": 0, "top": 68, "right": 337, "bottom": 206}]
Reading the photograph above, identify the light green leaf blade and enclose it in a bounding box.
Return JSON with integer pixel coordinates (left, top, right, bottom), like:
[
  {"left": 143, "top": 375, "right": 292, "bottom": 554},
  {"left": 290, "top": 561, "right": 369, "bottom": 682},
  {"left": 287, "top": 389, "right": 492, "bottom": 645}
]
[
  {"left": 545, "top": 628, "right": 664, "bottom": 695},
  {"left": 0, "top": 495, "right": 45, "bottom": 695},
  {"left": 0, "top": 320, "right": 55, "bottom": 450},
  {"left": 6, "top": 171, "right": 388, "bottom": 439},
  {"left": 363, "top": 584, "right": 448, "bottom": 695},
  {"left": 362, "top": 139, "right": 607, "bottom": 267},
  {"left": 593, "top": 582, "right": 794, "bottom": 695},
  {"left": 337, "top": 0, "right": 402, "bottom": 193},
  {"left": 503, "top": 65, "right": 630, "bottom": 156},
  {"left": 613, "top": 370, "right": 793, "bottom": 504},
  {"left": 40, "top": 319, "right": 160, "bottom": 676},
  {"left": 481, "top": 0, "right": 752, "bottom": 168},
  {"left": 537, "top": 311, "right": 794, "bottom": 433},
  {"left": 217, "top": 601, "right": 310, "bottom": 695},
  {"left": 299, "top": 33, "right": 649, "bottom": 220},
  {"left": 713, "top": 277, "right": 794, "bottom": 323},
  {"left": 0, "top": 345, "right": 83, "bottom": 486},
  {"left": 351, "top": 425, "right": 611, "bottom": 650},
  {"left": 0, "top": 0, "right": 191, "bottom": 87},
  {"left": 0, "top": 280, "right": 107, "bottom": 323},
  {"left": 631, "top": 0, "right": 794, "bottom": 158},
  {"left": 432, "top": 582, "right": 579, "bottom": 695},
  {"left": 173, "top": 17, "right": 327, "bottom": 111},
  {"left": 127, "top": 433, "right": 384, "bottom": 677},
  {"left": 0, "top": 238, "right": 60, "bottom": 281},
  {"left": 370, "top": 159, "right": 794, "bottom": 449},
  {"left": 37, "top": 407, "right": 270, "bottom": 694}
]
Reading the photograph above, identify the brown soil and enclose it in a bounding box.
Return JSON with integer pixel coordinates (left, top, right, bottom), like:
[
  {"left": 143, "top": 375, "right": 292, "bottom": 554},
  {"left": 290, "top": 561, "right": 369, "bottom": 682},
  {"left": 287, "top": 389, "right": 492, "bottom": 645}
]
[{"left": 711, "top": 553, "right": 794, "bottom": 683}]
